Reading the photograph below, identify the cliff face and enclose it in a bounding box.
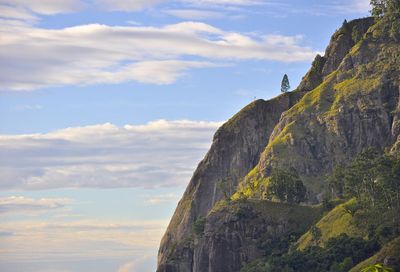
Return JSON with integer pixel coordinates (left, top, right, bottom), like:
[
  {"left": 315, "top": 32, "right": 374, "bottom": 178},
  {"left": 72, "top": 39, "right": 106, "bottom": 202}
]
[
  {"left": 158, "top": 92, "right": 306, "bottom": 272},
  {"left": 158, "top": 16, "right": 400, "bottom": 272},
  {"left": 192, "top": 201, "right": 322, "bottom": 272}
]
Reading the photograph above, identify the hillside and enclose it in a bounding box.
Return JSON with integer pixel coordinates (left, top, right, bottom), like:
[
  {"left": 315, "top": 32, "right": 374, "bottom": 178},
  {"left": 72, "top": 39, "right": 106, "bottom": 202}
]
[{"left": 158, "top": 7, "right": 400, "bottom": 272}]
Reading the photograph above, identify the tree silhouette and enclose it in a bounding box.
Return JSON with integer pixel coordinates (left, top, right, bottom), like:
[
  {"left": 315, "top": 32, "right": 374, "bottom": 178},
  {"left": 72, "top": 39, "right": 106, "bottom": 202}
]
[{"left": 281, "top": 74, "right": 290, "bottom": 93}]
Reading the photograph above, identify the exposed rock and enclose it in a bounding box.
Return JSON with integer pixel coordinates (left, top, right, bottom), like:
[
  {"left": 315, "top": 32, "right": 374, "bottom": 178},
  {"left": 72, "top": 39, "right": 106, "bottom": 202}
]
[
  {"left": 157, "top": 92, "right": 306, "bottom": 272},
  {"left": 192, "top": 201, "right": 321, "bottom": 272},
  {"left": 157, "top": 16, "right": 400, "bottom": 272},
  {"left": 298, "top": 17, "right": 375, "bottom": 92}
]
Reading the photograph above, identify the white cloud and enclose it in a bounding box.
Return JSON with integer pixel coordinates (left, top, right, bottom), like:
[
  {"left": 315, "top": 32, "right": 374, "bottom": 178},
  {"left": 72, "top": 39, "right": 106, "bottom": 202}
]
[
  {"left": 313, "top": 0, "right": 370, "bottom": 15},
  {"left": 0, "top": 21, "right": 316, "bottom": 91},
  {"left": 183, "top": 0, "right": 263, "bottom": 6},
  {"left": 163, "top": 9, "right": 225, "bottom": 20},
  {"left": 98, "top": 0, "right": 263, "bottom": 12},
  {"left": 336, "top": 0, "right": 370, "bottom": 13},
  {"left": 0, "top": 196, "right": 70, "bottom": 214},
  {"left": 0, "top": 120, "right": 221, "bottom": 190},
  {"left": 0, "top": 0, "right": 83, "bottom": 15},
  {"left": 98, "top": 0, "right": 165, "bottom": 11},
  {"left": 0, "top": 219, "right": 167, "bottom": 263},
  {"left": 145, "top": 194, "right": 180, "bottom": 205}
]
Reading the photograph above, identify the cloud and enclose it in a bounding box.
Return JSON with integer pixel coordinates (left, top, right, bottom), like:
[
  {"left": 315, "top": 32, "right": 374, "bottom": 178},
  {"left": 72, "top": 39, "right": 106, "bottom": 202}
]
[
  {"left": 311, "top": 0, "right": 370, "bottom": 15},
  {"left": 0, "top": 219, "right": 167, "bottom": 265},
  {"left": 0, "top": 0, "right": 84, "bottom": 15},
  {"left": 0, "top": 21, "right": 316, "bottom": 91},
  {"left": 163, "top": 9, "right": 225, "bottom": 20},
  {"left": 0, "top": 120, "right": 221, "bottom": 190},
  {"left": 98, "top": 0, "right": 165, "bottom": 12},
  {"left": 183, "top": 0, "right": 263, "bottom": 6},
  {"left": 0, "top": 219, "right": 168, "bottom": 261},
  {"left": 98, "top": 0, "right": 263, "bottom": 12},
  {"left": 0, "top": 196, "right": 70, "bottom": 214},
  {"left": 117, "top": 256, "right": 154, "bottom": 272},
  {"left": 338, "top": 0, "right": 370, "bottom": 13},
  {"left": 145, "top": 194, "right": 180, "bottom": 205}
]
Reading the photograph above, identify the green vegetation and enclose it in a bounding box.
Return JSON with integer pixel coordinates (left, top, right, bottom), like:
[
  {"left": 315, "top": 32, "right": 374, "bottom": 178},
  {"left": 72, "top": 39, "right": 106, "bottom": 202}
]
[
  {"left": 281, "top": 74, "right": 290, "bottom": 93},
  {"left": 231, "top": 168, "right": 307, "bottom": 204},
  {"left": 327, "top": 150, "right": 400, "bottom": 235},
  {"left": 242, "top": 234, "right": 379, "bottom": 272},
  {"left": 266, "top": 168, "right": 306, "bottom": 204},
  {"left": 215, "top": 13, "right": 400, "bottom": 272},
  {"left": 370, "top": 0, "right": 400, "bottom": 17},
  {"left": 241, "top": 151, "right": 400, "bottom": 271},
  {"left": 192, "top": 216, "right": 206, "bottom": 237},
  {"left": 360, "top": 263, "right": 393, "bottom": 272},
  {"left": 350, "top": 237, "right": 400, "bottom": 271},
  {"left": 297, "top": 199, "right": 362, "bottom": 250}
]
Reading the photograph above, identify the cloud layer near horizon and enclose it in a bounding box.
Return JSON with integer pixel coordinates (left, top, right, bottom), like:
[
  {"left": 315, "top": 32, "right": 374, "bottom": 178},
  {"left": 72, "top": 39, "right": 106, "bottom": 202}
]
[{"left": 0, "top": 120, "right": 221, "bottom": 190}]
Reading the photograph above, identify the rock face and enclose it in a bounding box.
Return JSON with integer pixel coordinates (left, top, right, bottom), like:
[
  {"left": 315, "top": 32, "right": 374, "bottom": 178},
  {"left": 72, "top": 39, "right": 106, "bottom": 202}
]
[
  {"left": 157, "top": 16, "right": 400, "bottom": 272},
  {"left": 157, "top": 92, "right": 306, "bottom": 272},
  {"left": 192, "top": 201, "right": 321, "bottom": 272}
]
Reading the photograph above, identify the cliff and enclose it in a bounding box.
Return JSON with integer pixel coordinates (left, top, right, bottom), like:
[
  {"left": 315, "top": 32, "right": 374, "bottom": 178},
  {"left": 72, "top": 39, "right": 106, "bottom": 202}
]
[{"left": 158, "top": 14, "right": 400, "bottom": 272}]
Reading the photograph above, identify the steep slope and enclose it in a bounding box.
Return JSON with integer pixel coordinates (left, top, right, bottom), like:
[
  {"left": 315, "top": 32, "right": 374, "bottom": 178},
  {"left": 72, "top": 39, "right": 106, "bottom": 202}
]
[
  {"left": 158, "top": 92, "right": 306, "bottom": 272},
  {"left": 157, "top": 16, "right": 396, "bottom": 272}
]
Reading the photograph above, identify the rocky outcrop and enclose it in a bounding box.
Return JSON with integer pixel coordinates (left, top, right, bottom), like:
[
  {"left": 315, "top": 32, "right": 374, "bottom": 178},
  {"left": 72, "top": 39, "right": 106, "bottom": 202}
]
[{"left": 298, "top": 17, "right": 375, "bottom": 92}]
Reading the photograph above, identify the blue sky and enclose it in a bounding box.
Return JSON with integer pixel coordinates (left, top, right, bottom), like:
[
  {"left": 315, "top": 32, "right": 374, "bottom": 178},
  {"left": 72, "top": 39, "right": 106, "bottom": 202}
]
[{"left": 0, "top": 0, "right": 370, "bottom": 271}]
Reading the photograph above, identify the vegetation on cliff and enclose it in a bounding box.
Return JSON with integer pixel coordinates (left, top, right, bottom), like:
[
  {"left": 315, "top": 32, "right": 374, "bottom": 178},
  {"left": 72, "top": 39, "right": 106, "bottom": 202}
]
[{"left": 158, "top": 3, "right": 400, "bottom": 271}]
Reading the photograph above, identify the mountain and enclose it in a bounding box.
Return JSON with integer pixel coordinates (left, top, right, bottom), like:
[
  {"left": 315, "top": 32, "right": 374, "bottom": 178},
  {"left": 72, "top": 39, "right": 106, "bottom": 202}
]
[{"left": 157, "top": 12, "right": 400, "bottom": 272}]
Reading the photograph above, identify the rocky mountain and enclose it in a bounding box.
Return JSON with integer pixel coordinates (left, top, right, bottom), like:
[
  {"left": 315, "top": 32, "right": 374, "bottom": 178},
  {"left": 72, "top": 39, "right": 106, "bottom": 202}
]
[{"left": 158, "top": 13, "right": 400, "bottom": 272}]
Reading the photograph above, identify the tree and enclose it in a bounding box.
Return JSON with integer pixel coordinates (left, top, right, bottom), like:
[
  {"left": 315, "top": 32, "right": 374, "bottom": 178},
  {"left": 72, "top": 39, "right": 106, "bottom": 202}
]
[
  {"left": 281, "top": 74, "right": 290, "bottom": 93},
  {"left": 267, "top": 168, "right": 306, "bottom": 204},
  {"left": 371, "top": 0, "right": 388, "bottom": 17},
  {"left": 370, "top": 0, "right": 400, "bottom": 17}
]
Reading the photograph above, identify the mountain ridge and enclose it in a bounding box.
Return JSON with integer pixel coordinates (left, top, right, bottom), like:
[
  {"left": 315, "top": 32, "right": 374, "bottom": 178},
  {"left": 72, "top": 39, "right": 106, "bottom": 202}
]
[{"left": 157, "top": 14, "right": 400, "bottom": 272}]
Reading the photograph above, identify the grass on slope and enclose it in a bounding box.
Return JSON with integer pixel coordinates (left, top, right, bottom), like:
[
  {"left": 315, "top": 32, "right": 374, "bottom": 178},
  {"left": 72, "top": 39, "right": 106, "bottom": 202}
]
[{"left": 297, "top": 198, "right": 363, "bottom": 250}]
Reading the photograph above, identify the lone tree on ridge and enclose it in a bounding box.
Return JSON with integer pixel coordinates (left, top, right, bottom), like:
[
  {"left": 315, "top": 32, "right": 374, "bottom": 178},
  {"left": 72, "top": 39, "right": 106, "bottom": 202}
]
[{"left": 281, "top": 74, "right": 290, "bottom": 93}]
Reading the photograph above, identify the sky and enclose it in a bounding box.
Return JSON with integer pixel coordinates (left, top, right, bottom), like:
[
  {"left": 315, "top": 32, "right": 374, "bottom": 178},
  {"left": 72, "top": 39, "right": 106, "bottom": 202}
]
[{"left": 0, "top": 0, "right": 370, "bottom": 271}]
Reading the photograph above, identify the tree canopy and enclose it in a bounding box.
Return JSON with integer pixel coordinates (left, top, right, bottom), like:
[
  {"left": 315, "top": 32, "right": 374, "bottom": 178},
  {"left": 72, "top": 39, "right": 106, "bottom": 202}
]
[{"left": 267, "top": 168, "right": 306, "bottom": 204}]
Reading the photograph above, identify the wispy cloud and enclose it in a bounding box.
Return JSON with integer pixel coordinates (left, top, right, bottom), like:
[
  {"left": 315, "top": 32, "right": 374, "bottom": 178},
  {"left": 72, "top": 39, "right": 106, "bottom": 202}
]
[
  {"left": 98, "top": 0, "right": 164, "bottom": 12},
  {"left": 0, "top": 21, "right": 316, "bottom": 91},
  {"left": 306, "top": 0, "right": 370, "bottom": 16},
  {"left": 0, "top": 120, "right": 221, "bottom": 190},
  {"left": 0, "top": 0, "right": 84, "bottom": 14},
  {"left": 163, "top": 9, "right": 225, "bottom": 20},
  {"left": 145, "top": 194, "right": 180, "bottom": 205},
  {"left": 0, "top": 196, "right": 70, "bottom": 214},
  {"left": 0, "top": 219, "right": 167, "bottom": 264},
  {"left": 98, "top": 0, "right": 263, "bottom": 12}
]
